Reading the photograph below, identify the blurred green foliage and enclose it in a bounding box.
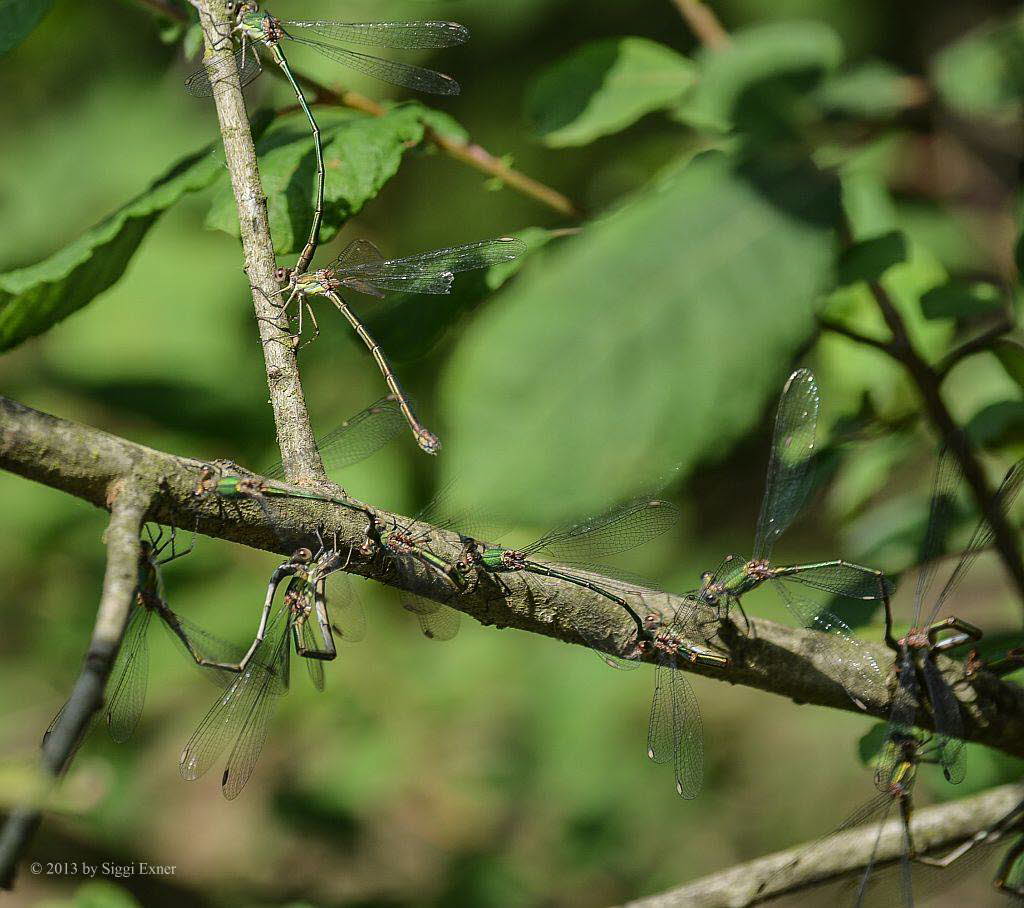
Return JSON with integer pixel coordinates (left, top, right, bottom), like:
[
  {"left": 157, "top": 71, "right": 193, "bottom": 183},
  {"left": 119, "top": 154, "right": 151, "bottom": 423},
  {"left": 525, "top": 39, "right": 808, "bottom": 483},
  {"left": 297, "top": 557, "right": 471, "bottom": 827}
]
[{"left": 2, "top": 0, "right": 1024, "bottom": 905}]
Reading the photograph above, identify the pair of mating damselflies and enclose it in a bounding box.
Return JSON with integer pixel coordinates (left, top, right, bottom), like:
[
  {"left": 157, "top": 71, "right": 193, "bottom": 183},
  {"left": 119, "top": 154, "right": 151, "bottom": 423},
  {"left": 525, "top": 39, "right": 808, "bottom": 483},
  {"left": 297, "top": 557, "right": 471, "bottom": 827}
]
[{"left": 186, "top": 3, "right": 526, "bottom": 454}]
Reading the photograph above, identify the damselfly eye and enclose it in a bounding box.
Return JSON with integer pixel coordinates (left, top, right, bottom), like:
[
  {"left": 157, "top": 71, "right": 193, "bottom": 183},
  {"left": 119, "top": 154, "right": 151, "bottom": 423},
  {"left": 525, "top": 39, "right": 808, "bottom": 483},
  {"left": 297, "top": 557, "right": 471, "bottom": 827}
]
[{"left": 275, "top": 267, "right": 289, "bottom": 283}]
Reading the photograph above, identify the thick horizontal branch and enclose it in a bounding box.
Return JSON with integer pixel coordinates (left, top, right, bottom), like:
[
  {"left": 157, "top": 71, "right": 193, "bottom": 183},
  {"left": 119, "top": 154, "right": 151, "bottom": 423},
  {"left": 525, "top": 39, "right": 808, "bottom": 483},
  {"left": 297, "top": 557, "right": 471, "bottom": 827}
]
[
  {"left": 626, "top": 782, "right": 1024, "bottom": 907},
  {"left": 3, "top": 395, "right": 1024, "bottom": 759}
]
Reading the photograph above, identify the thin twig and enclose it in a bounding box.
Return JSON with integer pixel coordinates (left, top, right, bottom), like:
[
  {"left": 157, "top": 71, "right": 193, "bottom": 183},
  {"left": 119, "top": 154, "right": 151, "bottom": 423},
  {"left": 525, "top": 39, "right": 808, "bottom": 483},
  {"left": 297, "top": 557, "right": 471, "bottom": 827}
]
[
  {"left": 195, "top": 1, "right": 325, "bottom": 484},
  {"left": 3, "top": 394, "right": 1024, "bottom": 761},
  {"left": 936, "top": 315, "right": 1015, "bottom": 379},
  {"left": 864, "top": 279, "right": 1024, "bottom": 604},
  {"left": 623, "top": 782, "right": 1024, "bottom": 907},
  {"left": 0, "top": 480, "right": 151, "bottom": 889},
  {"left": 670, "top": 0, "right": 731, "bottom": 50},
  {"left": 818, "top": 317, "right": 895, "bottom": 354}
]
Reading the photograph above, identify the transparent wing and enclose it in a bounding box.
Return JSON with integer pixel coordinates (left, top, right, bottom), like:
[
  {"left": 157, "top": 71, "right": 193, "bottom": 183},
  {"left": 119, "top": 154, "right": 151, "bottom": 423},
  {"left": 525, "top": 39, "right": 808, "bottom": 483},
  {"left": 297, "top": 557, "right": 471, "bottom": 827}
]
[
  {"left": 105, "top": 606, "right": 151, "bottom": 744},
  {"left": 774, "top": 579, "right": 884, "bottom": 708},
  {"left": 404, "top": 593, "right": 461, "bottom": 641},
  {"left": 287, "top": 36, "right": 460, "bottom": 95},
  {"left": 158, "top": 609, "right": 249, "bottom": 689},
  {"left": 752, "top": 368, "right": 820, "bottom": 561},
  {"left": 527, "top": 498, "right": 681, "bottom": 562},
  {"left": 331, "top": 577, "right": 368, "bottom": 644},
  {"left": 281, "top": 20, "right": 469, "bottom": 49},
  {"left": 920, "top": 654, "right": 965, "bottom": 784},
  {"left": 265, "top": 396, "right": 405, "bottom": 479},
  {"left": 333, "top": 237, "right": 524, "bottom": 296},
  {"left": 184, "top": 46, "right": 263, "bottom": 98},
  {"left": 300, "top": 617, "right": 326, "bottom": 692},
  {"left": 647, "top": 655, "right": 704, "bottom": 800},
  {"left": 912, "top": 447, "right": 964, "bottom": 628},
  {"left": 179, "top": 608, "right": 289, "bottom": 789},
  {"left": 929, "top": 457, "right": 1024, "bottom": 624},
  {"left": 788, "top": 561, "right": 893, "bottom": 600}
]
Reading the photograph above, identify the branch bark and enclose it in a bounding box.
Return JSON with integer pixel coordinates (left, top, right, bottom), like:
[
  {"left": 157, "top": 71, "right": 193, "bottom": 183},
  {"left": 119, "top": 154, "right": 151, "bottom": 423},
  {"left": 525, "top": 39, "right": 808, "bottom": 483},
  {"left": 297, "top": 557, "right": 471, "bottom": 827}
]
[
  {"left": 0, "top": 479, "right": 151, "bottom": 889},
  {"left": 624, "top": 782, "right": 1024, "bottom": 907},
  {"left": 195, "top": 0, "right": 325, "bottom": 484},
  {"left": 671, "top": 0, "right": 731, "bottom": 50},
  {"left": 3, "top": 394, "right": 1024, "bottom": 761}
]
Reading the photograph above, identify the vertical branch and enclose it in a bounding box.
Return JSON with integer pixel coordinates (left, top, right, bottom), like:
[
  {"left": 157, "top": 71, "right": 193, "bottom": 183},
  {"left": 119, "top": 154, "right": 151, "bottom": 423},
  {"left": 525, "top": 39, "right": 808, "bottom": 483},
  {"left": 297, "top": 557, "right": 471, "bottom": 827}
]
[
  {"left": 0, "top": 480, "right": 151, "bottom": 889},
  {"left": 866, "top": 280, "right": 1024, "bottom": 603},
  {"left": 196, "top": 0, "right": 325, "bottom": 484}
]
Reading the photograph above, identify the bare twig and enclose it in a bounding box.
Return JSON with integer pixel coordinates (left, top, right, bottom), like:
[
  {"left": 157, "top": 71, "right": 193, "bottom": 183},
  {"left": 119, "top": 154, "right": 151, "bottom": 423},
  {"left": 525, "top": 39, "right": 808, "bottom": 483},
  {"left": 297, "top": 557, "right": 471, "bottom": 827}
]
[
  {"left": 671, "top": 0, "right": 731, "bottom": 50},
  {"left": 624, "top": 782, "right": 1024, "bottom": 907},
  {"left": 863, "top": 279, "right": 1024, "bottom": 604},
  {"left": 818, "top": 317, "right": 895, "bottom": 354},
  {"left": 936, "top": 314, "right": 1015, "bottom": 378},
  {"left": 4, "top": 395, "right": 1024, "bottom": 761},
  {"left": 195, "top": 0, "right": 325, "bottom": 484},
  {"left": 0, "top": 480, "right": 151, "bottom": 889}
]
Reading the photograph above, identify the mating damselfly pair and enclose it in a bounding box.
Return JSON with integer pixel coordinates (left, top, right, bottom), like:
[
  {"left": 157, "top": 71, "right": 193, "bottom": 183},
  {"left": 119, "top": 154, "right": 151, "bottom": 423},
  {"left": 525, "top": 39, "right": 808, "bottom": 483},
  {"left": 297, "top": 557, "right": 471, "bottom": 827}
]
[{"left": 186, "top": 2, "right": 526, "bottom": 455}]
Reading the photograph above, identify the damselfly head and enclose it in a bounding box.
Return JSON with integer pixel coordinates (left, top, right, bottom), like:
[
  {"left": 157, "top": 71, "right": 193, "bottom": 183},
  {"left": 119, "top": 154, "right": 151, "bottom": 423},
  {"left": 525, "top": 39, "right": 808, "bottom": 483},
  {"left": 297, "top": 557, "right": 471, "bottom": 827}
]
[
  {"left": 275, "top": 266, "right": 293, "bottom": 285},
  {"left": 290, "top": 547, "right": 314, "bottom": 565},
  {"left": 415, "top": 429, "right": 442, "bottom": 456}
]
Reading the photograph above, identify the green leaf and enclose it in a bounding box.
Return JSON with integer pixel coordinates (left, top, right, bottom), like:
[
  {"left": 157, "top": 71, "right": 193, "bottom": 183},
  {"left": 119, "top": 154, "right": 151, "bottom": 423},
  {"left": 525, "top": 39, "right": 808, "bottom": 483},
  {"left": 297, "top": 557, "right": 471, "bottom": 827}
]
[
  {"left": 205, "top": 107, "right": 427, "bottom": 254},
  {"left": 525, "top": 37, "right": 696, "bottom": 147},
  {"left": 836, "top": 230, "right": 907, "bottom": 286},
  {"left": 994, "top": 339, "right": 1024, "bottom": 391},
  {"left": 813, "top": 60, "right": 916, "bottom": 118},
  {"left": 0, "top": 146, "right": 224, "bottom": 352},
  {"left": 0, "top": 0, "right": 54, "bottom": 58},
  {"left": 857, "top": 722, "right": 889, "bottom": 766},
  {"left": 919, "top": 280, "right": 1002, "bottom": 320},
  {"left": 965, "top": 400, "right": 1024, "bottom": 448},
  {"left": 440, "top": 152, "right": 839, "bottom": 521},
  {"left": 933, "top": 10, "right": 1024, "bottom": 119},
  {"left": 684, "top": 20, "right": 844, "bottom": 132}
]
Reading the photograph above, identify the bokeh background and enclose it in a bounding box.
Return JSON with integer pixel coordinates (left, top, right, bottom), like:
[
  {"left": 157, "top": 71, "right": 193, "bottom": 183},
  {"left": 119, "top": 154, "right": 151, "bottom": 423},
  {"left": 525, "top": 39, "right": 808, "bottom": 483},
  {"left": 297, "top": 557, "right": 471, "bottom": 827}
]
[{"left": 2, "top": 0, "right": 1024, "bottom": 905}]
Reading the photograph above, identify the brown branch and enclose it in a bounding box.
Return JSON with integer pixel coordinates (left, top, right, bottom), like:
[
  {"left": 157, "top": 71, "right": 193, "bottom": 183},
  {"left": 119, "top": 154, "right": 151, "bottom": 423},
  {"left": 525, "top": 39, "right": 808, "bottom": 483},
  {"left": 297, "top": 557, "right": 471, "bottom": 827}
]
[
  {"left": 0, "top": 479, "right": 151, "bottom": 889},
  {"left": 936, "top": 314, "right": 1015, "bottom": 379},
  {"left": 818, "top": 316, "right": 895, "bottom": 354},
  {"left": 4, "top": 394, "right": 1024, "bottom": 761},
  {"left": 863, "top": 279, "right": 1024, "bottom": 604},
  {"left": 624, "top": 782, "right": 1024, "bottom": 907},
  {"left": 195, "top": 1, "right": 325, "bottom": 484},
  {"left": 670, "top": 0, "right": 731, "bottom": 50}
]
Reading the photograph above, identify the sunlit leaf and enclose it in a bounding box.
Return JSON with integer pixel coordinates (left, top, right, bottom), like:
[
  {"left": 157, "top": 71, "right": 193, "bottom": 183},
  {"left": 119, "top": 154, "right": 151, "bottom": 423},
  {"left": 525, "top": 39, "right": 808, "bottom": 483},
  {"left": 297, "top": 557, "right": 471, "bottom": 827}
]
[
  {"left": 814, "top": 60, "right": 918, "bottom": 118},
  {"left": 836, "top": 231, "right": 907, "bottom": 286},
  {"left": 526, "top": 37, "right": 696, "bottom": 147},
  {"left": 0, "top": 146, "right": 224, "bottom": 351},
  {"left": 441, "top": 151, "right": 839, "bottom": 521},
  {"left": 204, "top": 107, "right": 429, "bottom": 255},
  {"left": 681, "top": 20, "right": 843, "bottom": 132}
]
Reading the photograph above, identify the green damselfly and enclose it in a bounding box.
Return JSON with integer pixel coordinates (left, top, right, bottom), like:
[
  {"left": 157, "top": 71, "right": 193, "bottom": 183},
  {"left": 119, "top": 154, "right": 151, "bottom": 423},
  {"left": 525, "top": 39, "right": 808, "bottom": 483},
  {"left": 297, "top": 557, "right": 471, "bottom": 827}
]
[
  {"left": 271, "top": 236, "right": 526, "bottom": 455},
  {"left": 194, "top": 394, "right": 405, "bottom": 527},
  {"left": 179, "top": 535, "right": 364, "bottom": 798},
  {"left": 879, "top": 451, "right": 1024, "bottom": 790},
  {"left": 695, "top": 369, "right": 892, "bottom": 707},
  {"left": 185, "top": 2, "right": 469, "bottom": 276}
]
